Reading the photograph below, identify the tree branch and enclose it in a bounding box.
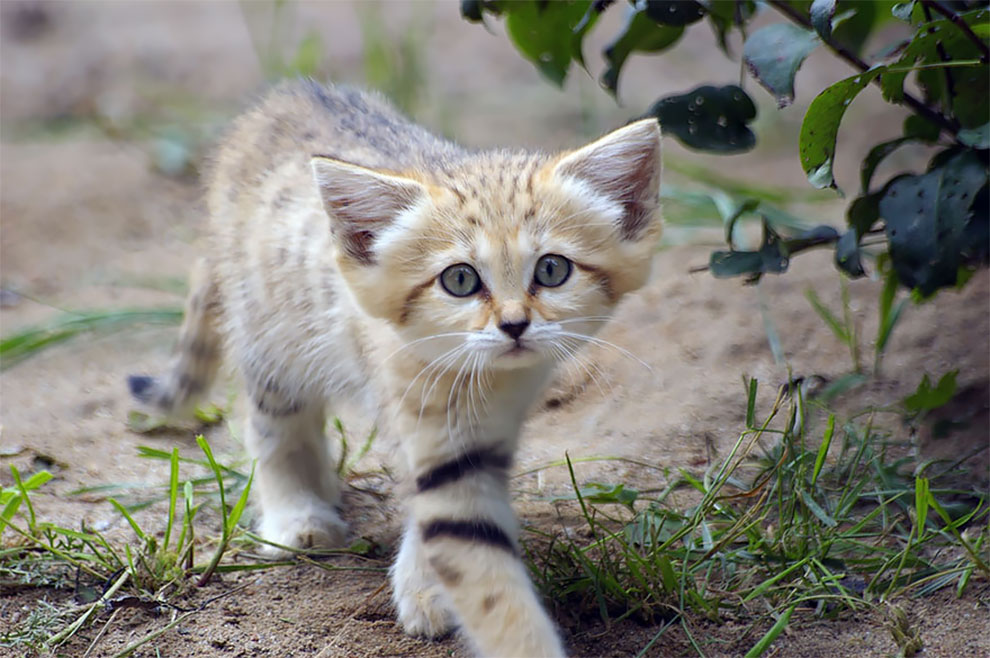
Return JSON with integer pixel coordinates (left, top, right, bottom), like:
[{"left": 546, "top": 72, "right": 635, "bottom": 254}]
[
  {"left": 766, "top": 0, "right": 960, "bottom": 138},
  {"left": 919, "top": 0, "right": 990, "bottom": 62}
]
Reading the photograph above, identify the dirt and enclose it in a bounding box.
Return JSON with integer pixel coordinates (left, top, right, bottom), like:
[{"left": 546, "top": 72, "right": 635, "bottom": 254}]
[{"left": 1, "top": 3, "right": 988, "bottom": 658}]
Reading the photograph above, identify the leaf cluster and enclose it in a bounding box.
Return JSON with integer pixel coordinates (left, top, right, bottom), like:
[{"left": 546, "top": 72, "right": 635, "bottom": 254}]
[{"left": 463, "top": 0, "right": 989, "bottom": 299}]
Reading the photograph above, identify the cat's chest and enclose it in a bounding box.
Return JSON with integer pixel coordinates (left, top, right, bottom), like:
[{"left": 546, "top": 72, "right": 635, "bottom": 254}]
[{"left": 380, "top": 356, "right": 552, "bottom": 437}]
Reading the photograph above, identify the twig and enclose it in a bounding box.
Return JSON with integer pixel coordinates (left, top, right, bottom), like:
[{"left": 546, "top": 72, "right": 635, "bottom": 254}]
[
  {"left": 920, "top": 0, "right": 990, "bottom": 62},
  {"left": 47, "top": 569, "right": 130, "bottom": 648},
  {"left": 82, "top": 608, "right": 120, "bottom": 658},
  {"left": 766, "top": 0, "right": 960, "bottom": 137},
  {"left": 921, "top": 2, "right": 957, "bottom": 110}
]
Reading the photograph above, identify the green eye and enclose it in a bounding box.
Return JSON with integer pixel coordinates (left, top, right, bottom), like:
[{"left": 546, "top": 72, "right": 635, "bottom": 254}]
[
  {"left": 534, "top": 254, "right": 572, "bottom": 288},
  {"left": 440, "top": 263, "right": 482, "bottom": 297}
]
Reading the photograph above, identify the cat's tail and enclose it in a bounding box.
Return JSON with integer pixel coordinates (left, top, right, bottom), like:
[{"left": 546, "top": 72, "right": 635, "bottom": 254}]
[{"left": 127, "top": 259, "right": 223, "bottom": 417}]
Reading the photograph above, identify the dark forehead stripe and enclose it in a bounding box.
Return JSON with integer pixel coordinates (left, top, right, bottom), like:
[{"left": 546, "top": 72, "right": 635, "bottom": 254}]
[
  {"left": 399, "top": 277, "right": 436, "bottom": 324},
  {"left": 415, "top": 447, "right": 512, "bottom": 493},
  {"left": 575, "top": 261, "right": 615, "bottom": 302}
]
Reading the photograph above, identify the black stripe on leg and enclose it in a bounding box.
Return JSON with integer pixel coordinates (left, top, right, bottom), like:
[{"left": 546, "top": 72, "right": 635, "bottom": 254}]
[
  {"left": 421, "top": 519, "right": 515, "bottom": 553},
  {"left": 415, "top": 448, "right": 511, "bottom": 493}
]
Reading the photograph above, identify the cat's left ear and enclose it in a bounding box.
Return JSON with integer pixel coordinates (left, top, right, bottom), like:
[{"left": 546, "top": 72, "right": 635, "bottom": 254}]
[
  {"left": 552, "top": 119, "right": 661, "bottom": 241},
  {"left": 311, "top": 156, "right": 428, "bottom": 265}
]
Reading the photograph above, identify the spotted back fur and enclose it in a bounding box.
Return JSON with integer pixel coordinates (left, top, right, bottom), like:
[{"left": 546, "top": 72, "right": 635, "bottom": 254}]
[{"left": 129, "top": 80, "right": 662, "bottom": 658}]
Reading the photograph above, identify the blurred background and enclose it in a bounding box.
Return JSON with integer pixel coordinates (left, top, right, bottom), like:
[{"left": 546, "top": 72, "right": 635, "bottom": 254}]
[{"left": 1, "top": 0, "right": 925, "bottom": 319}]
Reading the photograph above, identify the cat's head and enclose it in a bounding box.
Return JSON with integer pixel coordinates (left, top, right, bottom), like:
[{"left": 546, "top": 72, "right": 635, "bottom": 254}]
[{"left": 311, "top": 119, "right": 661, "bottom": 371}]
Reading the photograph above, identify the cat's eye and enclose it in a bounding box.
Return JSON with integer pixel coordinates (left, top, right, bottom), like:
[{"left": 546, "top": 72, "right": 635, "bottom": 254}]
[
  {"left": 440, "top": 263, "right": 482, "bottom": 297},
  {"left": 533, "top": 254, "right": 572, "bottom": 288}
]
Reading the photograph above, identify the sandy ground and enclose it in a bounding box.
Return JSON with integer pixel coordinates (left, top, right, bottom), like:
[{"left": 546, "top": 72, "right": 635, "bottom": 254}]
[{"left": 1, "top": 2, "right": 988, "bottom": 657}]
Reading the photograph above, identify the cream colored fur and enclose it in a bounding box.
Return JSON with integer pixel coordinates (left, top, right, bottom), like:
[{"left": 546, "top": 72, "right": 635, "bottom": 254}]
[{"left": 130, "top": 80, "right": 662, "bottom": 658}]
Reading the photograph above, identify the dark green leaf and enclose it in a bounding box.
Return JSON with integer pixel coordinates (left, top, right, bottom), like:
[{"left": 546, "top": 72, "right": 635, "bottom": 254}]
[
  {"left": 846, "top": 192, "right": 881, "bottom": 235},
  {"left": 879, "top": 150, "right": 990, "bottom": 295},
  {"left": 461, "top": 0, "right": 486, "bottom": 22},
  {"left": 705, "top": 0, "right": 757, "bottom": 54},
  {"left": 571, "top": 1, "right": 604, "bottom": 70},
  {"left": 903, "top": 114, "right": 941, "bottom": 143},
  {"left": 461, "top": 0, "right": 502, "bottom": 22},
  {"left": 602, "top": 6, "right": 684, "bottom": 96},
  {"left": 644, "top": 84, "right": 756, "bottom": 153},
  {"left": 830, "top": 0, "right": 886, "bottom": 56},
  {"left": 743, "top": 23, "right": 821, "bottom": 108},
  {"left": 641, "top": 0, "right": 706, "bottom": 26},
  {"left": 799, "top": 67, "right": 885, "bottom": 190},
  {"left": 783, "top": 224, "right": 840, "bottom": 252},
  {"left": 904, "top": 370, "right": 958, "bottom": 413},
  {"left": 810, "top": 0, "right": 837, "bottom": 40},
  {"left": 835, "top": 229, "right": 865, "bottom": 277},
  {"left": 959, "top": 123, "right": 990, "bottom": 149},
  {"left": 710, "top": 220, "right": 789, "bottom": 281},
  {"left": 880, "top": 9, "right": 989, "bottom": 116},
  {"left": 949, "top": 62, "right": 990, "bottom": 130},
  {"left": 504, "top": 0, "right": 591, "bottom": 87},
  {"left": 723, "top": 198, "right": 761, "bottom": 246},
  {"left": 861, "top": 137, "right": 914, "bottom": 194}
]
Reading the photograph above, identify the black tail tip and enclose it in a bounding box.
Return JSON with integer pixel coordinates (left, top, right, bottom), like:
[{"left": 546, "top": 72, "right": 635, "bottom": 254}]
[{"left": 127, "top": 375, "right": 156, "bottom": 402}]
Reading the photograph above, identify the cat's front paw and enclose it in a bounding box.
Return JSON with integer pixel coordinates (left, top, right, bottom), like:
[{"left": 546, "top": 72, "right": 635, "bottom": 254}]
[
  {"left": 257, "top": 503, "right": 348, "bottom": 556},
  {"left": 395, "top": 582, "right": 456, "bottom": 638}
]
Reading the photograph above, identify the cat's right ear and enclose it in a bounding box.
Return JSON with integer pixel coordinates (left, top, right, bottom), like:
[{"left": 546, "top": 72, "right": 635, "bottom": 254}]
[
  {"left": 551, "top": 119, "right": 661, "bottom": 241},
  {"left": 311, "top": 157, "right": 428, "bottom": 265}
]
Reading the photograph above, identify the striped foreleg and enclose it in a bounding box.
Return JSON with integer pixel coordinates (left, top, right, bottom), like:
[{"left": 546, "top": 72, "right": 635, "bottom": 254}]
[{"left": 392, "top": 447, "right": 565, "bottom": 657}]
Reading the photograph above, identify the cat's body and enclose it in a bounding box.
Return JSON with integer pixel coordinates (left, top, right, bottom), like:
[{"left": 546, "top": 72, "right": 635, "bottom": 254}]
[{"left": 129, "top": 80, "right": 662, "bottom": 658}]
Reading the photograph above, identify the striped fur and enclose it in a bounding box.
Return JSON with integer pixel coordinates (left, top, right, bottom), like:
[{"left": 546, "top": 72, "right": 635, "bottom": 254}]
[{"left": 128, "top": 80, "right": 662, "bottom": 658}]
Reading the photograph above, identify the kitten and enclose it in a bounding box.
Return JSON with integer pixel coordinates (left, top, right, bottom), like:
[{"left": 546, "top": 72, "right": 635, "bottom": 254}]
[{"left": 128, "top": 80, "right": 662, "bottom": 658}]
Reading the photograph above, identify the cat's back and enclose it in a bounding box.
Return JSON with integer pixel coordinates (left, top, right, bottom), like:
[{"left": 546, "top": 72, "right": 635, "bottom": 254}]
[
  {"left": 208, "top": 80, "right": 458, "bottom": 219},
  {"left": 203, "top": 81, "right": 462, "bottom": 396}
]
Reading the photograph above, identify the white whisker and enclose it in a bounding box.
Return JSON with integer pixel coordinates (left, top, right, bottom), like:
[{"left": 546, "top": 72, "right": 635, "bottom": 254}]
[{"left": 557, "top": 330, "right": 654, "bottom": 374}]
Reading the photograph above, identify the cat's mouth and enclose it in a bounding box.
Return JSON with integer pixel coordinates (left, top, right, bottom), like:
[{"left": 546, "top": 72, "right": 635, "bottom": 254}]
[{"left": 501, "top": 343, "right": 533, "bottom": 357}]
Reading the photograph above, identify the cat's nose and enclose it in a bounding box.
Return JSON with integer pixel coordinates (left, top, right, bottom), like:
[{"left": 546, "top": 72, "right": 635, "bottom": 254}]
[{"left": 498, "top": 320, "right": 530, "bottom": 340}]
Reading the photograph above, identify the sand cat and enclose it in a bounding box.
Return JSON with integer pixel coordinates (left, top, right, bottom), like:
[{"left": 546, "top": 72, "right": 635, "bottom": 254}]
[{"left": 128, "top": 79, "right": 662, "bottom": 657}]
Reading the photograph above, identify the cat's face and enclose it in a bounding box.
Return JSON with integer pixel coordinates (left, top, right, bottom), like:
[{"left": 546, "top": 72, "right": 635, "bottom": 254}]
[{"left": 313, "top": 119, "right": 662, "bottom": 372}]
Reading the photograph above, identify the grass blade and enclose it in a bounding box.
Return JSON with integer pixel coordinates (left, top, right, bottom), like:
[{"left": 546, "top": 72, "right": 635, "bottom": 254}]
[
  {"left": 744, "top": 604, "right": 795, "bottom": 658},
  {"left": 10, "top": 466, "right": 39, "bottom": 533},
  {"left": 915, "top": 477, "right": 929, "bottom": 541},
  {"left": 811, "top": 414, "right": 835, "bottom": 486},
  {"left": 805, "top": 288, "right": 849, "bottom": 344},
  {"left": 109, "top": 499, "right": 148, "bottom": 543},
  {"left": 163, "top": 448, "right": 179, "bottom": 552},
  {"left": 0, "top": 308, "right": 182, "bottom": 370}
]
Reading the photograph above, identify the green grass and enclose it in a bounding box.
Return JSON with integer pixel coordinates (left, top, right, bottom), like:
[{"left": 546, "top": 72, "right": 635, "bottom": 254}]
[
  {"left": 1, "top": 436, "right": 261, "bottom": 654},
  {"left": 521, "top": 378, "right": 989, "bottom": 656},
  {"left": 0, "top": 308, "right": 183, "bottom": 371},
  {"left": 1, "top": 424, "right": 387, "bottom": 656}
]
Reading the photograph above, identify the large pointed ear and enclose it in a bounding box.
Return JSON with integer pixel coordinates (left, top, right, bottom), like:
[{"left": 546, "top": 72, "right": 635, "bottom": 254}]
[
  {"left": 552, "top": 119, "right": 661, "bottom": 240},
  {"left": 311, "top": 156, "right": 428, "bottom": 265}
]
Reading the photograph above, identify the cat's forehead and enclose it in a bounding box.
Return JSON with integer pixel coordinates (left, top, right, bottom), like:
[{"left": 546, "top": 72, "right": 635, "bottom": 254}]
[{"left": 432, "top": 150, "right": 549, "bottom": 227}]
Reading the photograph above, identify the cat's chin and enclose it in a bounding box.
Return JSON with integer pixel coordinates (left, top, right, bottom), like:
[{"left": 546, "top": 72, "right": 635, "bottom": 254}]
[{"left": 492, "top": 345, "right": 547, "bottom": 370}]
